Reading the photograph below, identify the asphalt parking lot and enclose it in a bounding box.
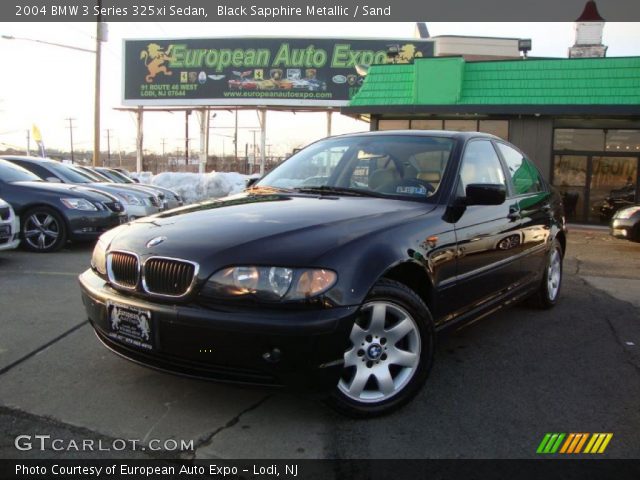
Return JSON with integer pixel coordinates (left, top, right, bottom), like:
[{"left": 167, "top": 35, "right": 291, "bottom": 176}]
[{"left": 1, "top": 228, "right": 639, "bottom": 460}]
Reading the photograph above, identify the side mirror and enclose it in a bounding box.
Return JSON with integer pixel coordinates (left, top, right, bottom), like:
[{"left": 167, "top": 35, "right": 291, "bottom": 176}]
[
  {"left": 46, "top": 177, "right": 62, "bottom": 183},
  {"left": 464, "top": 183, "right": 506, "bottom": 206},
  {"left": 132, "top": 178, "right": 140, "bottom": 183},
  {"left": 246, "top": 177, "right": 260, "bottom": 188}
]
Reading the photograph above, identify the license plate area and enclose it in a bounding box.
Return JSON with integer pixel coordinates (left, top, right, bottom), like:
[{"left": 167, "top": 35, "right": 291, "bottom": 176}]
[{"left": 107, "top": 301, "right": 154, "bottom": 351}]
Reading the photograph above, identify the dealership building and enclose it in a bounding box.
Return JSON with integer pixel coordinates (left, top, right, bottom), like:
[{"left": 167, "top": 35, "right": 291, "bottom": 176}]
[{"left": 343, "top": 5, "right": 640, "bottom": 224}]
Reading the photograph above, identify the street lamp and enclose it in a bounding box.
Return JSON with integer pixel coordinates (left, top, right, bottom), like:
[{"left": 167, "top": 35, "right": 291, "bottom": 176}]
[
  {"left": 1, "top": 35, "right": 95, "bottom": 53},
  {"left": 1, "top": 23, "right": 106, "bottom": 166}
]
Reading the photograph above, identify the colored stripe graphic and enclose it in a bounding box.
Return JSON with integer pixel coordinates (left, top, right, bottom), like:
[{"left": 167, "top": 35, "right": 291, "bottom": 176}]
[
  {"left": 537, "top": 433, "right": 565, "bottom": 454},
  {"left": 584, "top": 433, "right": 613, "bottom": 454},
  {"left": 539, "top": 433, "right": 613, "bottom": 454}
]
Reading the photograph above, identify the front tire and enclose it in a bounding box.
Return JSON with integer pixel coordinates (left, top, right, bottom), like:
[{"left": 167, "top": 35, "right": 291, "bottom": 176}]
[
  {"left": 326, "top": 279, "right": 434, "bottom": 418},
  {"left": 21, "top": 207, "right": 67, "bottom": 253}
]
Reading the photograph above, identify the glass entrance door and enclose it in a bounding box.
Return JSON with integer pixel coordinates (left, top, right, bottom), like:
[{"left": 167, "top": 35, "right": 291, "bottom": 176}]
[
  {"left": 588, "top": 156, "right": 638, "bottom": 224},
  {"left": 553, "top": 155, "right": 588, "bottom": 222}
]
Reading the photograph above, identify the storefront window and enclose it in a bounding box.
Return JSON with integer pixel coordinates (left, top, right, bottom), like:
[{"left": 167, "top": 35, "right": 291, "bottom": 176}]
[
  {"left": 444, "top": 120, "right": 477, "bottom": 132},
  {"left": 553, "top": 129, "right": 605, "bottom": 151},
  {"left": 410, "top": 119, "right": 443, "bottom": 130},
  {"left": 378, "top": 120, "right": 410, "bottom": 130},
  {"left": 605, "top": 130, "right": 640, "bottom": 152}
]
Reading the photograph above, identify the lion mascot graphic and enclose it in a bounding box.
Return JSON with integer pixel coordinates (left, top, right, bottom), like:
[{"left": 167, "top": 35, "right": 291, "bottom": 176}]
[{"left": 140, "top": 43, "right": 174, "bottom": 83}]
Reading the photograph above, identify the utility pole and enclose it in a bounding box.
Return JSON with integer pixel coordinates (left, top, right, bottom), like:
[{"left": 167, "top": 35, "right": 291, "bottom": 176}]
[
  {"left": 185, "top": 110, "right": 191, "bottom": 165},
  {"left": 93, "top": 3, "right": 105, "bottom": 166},
  {"left": 26, "top": 129, "right": 30, "bottom": 156},
  {"left": 65, "top": 118, "right": 76, "bottom": 164},
  {"left": 105, "top": 129, "right": 111, "bottom": 166},
  {"left": 161, "top": 138, "right": 167, "bottom": 158},
  {"left": 234, "top": 108, "right": 238, "bottom": 161}
]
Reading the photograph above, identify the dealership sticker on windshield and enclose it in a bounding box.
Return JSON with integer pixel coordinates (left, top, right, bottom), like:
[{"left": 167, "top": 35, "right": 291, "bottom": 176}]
[
  {"left": 107, "top": 301, "right": 154, "bottom": 351},
  {"left": 396, "top": 185, "right": 428, "bottom": 195}
]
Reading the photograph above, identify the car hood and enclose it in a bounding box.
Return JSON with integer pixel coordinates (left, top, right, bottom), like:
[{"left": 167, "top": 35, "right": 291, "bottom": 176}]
[
  {"left": 86, "top": 183, "right": 148, "bottom": 198},
  {"left": 108, "top": 192, "right": 435, "bottom": 273},
  {"left": 14, "top": 181, "right": 117, "bottom": 202}
]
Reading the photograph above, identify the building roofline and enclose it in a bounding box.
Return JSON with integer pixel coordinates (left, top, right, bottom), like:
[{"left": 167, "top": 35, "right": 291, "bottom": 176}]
[{"left": 342, "top": 105, "right": 640, "bottom": 116}]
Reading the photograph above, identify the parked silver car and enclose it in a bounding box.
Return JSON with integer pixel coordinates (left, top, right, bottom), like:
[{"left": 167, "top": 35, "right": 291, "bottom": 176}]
[
  {"left": 95, "top": 167, "right": 183, "bottom": 209},
  {"left": 76, "top": 166, "right": 171, "bottom": 210}
]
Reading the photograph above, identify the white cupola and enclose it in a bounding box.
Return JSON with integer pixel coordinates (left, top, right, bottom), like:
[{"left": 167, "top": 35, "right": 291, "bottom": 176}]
[{"left": 569, "top": 1, "right": 607, "bottom": 58}]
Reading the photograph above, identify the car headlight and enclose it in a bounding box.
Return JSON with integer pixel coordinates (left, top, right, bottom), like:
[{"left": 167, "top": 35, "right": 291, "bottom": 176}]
[
  {"left": 61, "top": 198, "right": 98, "bottom": 211},
  {"left": 116, "top": 192, "right": 143, "bottom": 206},
  {"left": 616, "top": 206, "right": 640, "bottom": 219},
  {"left": 203, "top": 266, "right": 337, "bottom": 301},
  {"left": 90, "top": 226, "right": 123, "bottom": 276},
  {"left": 91, "top": 239, "right": 107, "bottom": 275}
]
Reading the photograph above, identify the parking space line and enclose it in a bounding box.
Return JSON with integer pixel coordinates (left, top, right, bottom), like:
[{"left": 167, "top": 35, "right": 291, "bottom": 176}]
[
  {"left": 0, "top": 270, "right": 79, "bottom": 276},
  {"left": 0, "top": 320, "right": 88, "bottom": 377}
]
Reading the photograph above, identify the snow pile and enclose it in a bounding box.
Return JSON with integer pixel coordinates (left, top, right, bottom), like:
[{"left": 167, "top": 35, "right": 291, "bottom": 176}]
[{"left": 151, "top": 172, "right": 248, "bottom": 204}]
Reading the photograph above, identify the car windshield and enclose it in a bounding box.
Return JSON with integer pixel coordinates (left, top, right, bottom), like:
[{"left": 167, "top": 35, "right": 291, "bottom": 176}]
[
  {"left": 257, "top": 134, "right": 454, "bottom": 201},
  {"left": 46, "top": 162, "right": 93, "bottom": 183},
  {"left": 86, "top": 168, "right": 114, "bottom": 182},
  {"left": 106, "top": 169, "right": 134, "bottom": 183},
  {"left": 96, "top": 168, "right": 123, "bottom": 182},
  {"left": 0, "top": 159, "right": 42, "bottom": 183}
]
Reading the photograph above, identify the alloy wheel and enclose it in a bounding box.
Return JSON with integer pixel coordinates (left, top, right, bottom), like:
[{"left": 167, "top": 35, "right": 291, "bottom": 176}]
[
  {"left": 24, "top": 212, "right": 60, "bottom": 251},
  {"left": 339, "top": 301, "right": 421, "bottom": 403}
]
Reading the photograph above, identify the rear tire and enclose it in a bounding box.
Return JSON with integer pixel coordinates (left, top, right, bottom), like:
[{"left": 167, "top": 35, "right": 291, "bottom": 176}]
[
  {"left": 529, "top": 238, "right": 563, "bottom": 309},
  {"left": 21, "top": 207, "right": 67, "bottom": 253},
  {"left": 325, "top": 278, "right": 434, "bottom": 418}
]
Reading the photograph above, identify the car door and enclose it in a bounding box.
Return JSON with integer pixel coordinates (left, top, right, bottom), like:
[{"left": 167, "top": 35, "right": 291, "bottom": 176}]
[
  {"left": 495, "top": 141, "right": 552, "bottom": 284},
  {"left": 452, "top": 139, "right": 522, "bottom": 315}
]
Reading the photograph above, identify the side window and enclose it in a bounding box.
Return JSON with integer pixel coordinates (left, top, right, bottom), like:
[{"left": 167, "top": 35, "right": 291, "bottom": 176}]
[
  {"left": 496, "top": 143, "right": 543, "bottom": 195},
  {"left": 13, "top": 161, "right": 48, "bottom": 180},
  {"left": 459, "top": 140, "right": 506, "bottom": 193}
]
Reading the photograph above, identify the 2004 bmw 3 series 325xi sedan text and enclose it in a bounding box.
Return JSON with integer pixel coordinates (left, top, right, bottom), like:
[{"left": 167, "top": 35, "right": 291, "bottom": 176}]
[{"left": 79, "top": 131, "right": 566, "bottom": 417}]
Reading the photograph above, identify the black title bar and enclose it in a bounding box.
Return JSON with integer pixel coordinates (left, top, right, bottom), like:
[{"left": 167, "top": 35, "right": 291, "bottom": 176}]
[{"left": 6, "top": 0, "right": 640, "bottom": 22}]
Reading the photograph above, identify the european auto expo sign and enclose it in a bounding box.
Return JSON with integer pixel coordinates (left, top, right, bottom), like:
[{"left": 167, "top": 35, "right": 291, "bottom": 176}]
[{"left": 122, "top": 37, "right": 433, "bottom": 106}]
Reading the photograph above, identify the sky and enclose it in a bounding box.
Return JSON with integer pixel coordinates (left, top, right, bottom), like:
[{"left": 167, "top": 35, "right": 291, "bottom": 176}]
[{"left": 0, "top": 21, "right": 639, "bottom": 161}]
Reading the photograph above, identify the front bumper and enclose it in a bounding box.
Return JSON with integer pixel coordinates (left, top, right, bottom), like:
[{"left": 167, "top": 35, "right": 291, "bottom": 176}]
[
  {"left": 79, "top": 269, "right": 356, "bottom": 391},
  {"left": 0, "top": 213, "right": 20, "bottom": 251},
  {"left": 124, "top": 204, "right": 161, "bottom": 220},
  {"left": 611, "top": 218, "right": 638, "bottom": 240},
  {"left": 67, "top": 211, "right": 126, "bottom": 241}
]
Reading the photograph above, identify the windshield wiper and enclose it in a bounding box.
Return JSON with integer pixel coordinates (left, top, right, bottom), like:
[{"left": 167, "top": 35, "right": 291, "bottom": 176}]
[
  {"left": 294, "top": 186, "right": 381, "bottom": 197},
  {"left": 247, "top": 185, "right": 296, "bottom": 194}
]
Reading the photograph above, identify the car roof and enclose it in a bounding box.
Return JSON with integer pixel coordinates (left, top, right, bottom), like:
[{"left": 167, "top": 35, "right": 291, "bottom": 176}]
[
  {"left": 328, "top": 129, "right": 501, "bottom": 141},
  {"left": 1, "top": 155, "right": 60, "bottom": 165}
]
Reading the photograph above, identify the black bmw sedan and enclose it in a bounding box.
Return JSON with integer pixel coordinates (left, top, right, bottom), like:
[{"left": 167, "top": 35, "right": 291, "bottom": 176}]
[
  {"left": 0, "top": 159, "right": 126, "bottom": 252},
  {"left": 79, "top": 131, "right": 566, "bottom": 417}
]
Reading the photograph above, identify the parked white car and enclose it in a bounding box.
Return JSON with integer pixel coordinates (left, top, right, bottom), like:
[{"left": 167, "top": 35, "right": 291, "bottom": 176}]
[{"left": 0, "top": 197, "right": 20, "bottom": 251}]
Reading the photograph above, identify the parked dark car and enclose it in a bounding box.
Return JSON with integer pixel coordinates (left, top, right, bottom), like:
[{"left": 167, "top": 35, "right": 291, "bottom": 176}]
[
  {"left": 596, "top": 184, "right": 637, "bottom": 223},
  {"left": 610, "top": 204, "right": 640, "bottom": 241},
  {"left": 0, "top": 159, "right": 126, "bottom": 252},
  {"left": 79, "top": 131, "right": 566, "bottom": 417}
]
